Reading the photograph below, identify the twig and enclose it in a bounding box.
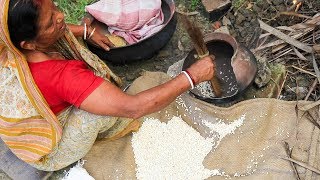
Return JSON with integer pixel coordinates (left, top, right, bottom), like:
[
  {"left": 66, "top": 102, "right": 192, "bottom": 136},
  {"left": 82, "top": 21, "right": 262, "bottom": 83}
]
[
  {"left": 299, "top": 101, "right": 320, "bottom": 111},
  {"left": 286, "top": 85, "right": 296, "bottom": 93},
  {"left": 305, "top": 111, "right": 320, "bottom": 129},
  {"left": 280, "top": 11, "right": 312, "bottom": 19},
  {"left": 272, "top": 43, "right": 289, "bottom": 53},
  {"left": 259, "top": 20, "right": 313, "bottom": 53},
  {"left": 254, "top": 36, "right": 269, "bottom": 53},
  {"left": 295, "top": 2, "right": 303, "bottom": 12},
  {"left": 175, "top": 9, "right": 199, "bottom": 16},
  {"left": 304, "top": 79, "right": 318, "bottom": 100},
  {"left": 287, "top": 0, "right": 304, "bottom": 12},
  {"left": 281, "top": 157, "right": 320, "bottom": 174},
  {"left": 314, "top": 44, "right": 320, "bottom": 53},
  {"left": 291, "top": 65, "right": 317, "bottom": 77},
  {"left": 312, "top": 29, "right": 318, "bottom": 44},
  {"left": 267, "top": 77, "right": 281, "bottom": 98},
  {"left": 259, "top": 27, "right": 295, "bottom": 39},
  {"left": 283, "top": 142, "right": 301, "bottom": 180},
  {"left": 292, "top": 46, "right": 308, "bottom": 60},
  {"left": 255, "top": 39, "right": 285, "bottom": 51},
  {"left": 311, "top": 53, "right": 320, "bottom": 83},
  {"left": 295, "top": 78, "right": 299, "bottom": 101},
  {"left": 271, "top": 31, "right": 320, "bottom": 55},
  {"left": 290, "top": 13, "right": 320, "bottom": 30},
  {"left": 277, "top": 72, "right": 288, "bottom": 99},
  {"left": 270, "top": 49, "right": 293, "bottom": 62},
  {"left": 277, "top": 26, "right": 296, "bottom": 32}
]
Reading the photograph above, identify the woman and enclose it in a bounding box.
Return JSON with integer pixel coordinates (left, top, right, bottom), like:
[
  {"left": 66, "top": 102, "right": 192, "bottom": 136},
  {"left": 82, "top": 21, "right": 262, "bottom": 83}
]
[{"left": 0, "top": 0, "right": 214, "bottom": 172}]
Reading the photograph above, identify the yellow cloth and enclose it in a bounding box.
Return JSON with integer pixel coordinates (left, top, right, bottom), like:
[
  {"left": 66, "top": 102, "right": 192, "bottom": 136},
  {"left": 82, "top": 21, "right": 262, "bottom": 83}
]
[
  {"left": 0, "top": 0, "right": 62, "bottom": 162},
  {"left": 0, "top": 0, "right": 122, "bottom": 163}
]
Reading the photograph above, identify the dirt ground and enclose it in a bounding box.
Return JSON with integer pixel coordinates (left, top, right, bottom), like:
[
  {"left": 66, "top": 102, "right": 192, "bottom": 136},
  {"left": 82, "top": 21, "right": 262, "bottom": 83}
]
[{"left": 107, "top": 0, "right": 319, "bottom": 101}]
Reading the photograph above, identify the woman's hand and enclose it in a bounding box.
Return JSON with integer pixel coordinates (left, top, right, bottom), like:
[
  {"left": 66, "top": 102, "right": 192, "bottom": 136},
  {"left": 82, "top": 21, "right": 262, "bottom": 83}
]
[
  {"left": 86, "top": 27, "right": 115, "bottom": 51},
  {"left": 81, "top": 14, "right": 114, "bottom": 51},
  {"left": 186, "top": 55, "right": 215, "bottom": 85},
  {"left": 67, "top": 23, "right": 114, "bottom": 51}
]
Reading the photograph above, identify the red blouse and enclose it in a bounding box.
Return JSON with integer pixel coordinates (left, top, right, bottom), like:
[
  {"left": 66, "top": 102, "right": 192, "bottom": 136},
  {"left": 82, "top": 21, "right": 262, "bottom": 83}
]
[{"left": 28, "top": 60, "right": 104, "bottom": 114}]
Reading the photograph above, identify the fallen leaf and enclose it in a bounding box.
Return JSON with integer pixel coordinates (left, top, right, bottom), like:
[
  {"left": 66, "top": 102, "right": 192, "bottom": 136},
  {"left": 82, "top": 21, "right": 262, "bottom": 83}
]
[
  {"left": 246, "top": 2, "right": 253, "bottom": 9},
  {"left": 178, "top": 40, "right": 184, "bottom": 51},
  {"left": 313, "top": 44, "right": 320, "bottom": 53},
  {"left": 222, "top": 16, "right": 231, "bottom": 26}
]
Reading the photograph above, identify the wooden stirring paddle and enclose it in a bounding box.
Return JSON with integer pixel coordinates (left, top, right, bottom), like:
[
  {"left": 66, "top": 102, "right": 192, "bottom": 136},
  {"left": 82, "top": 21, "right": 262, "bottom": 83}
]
[{"left": 180, "top": 15, "right": 222, "bottom": 97}]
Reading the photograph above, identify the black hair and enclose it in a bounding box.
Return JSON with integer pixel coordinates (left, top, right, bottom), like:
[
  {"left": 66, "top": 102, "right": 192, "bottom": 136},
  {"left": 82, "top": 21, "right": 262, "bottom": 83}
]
[{"left": 8, "top": 0, "right": 40, "bottom": 48}]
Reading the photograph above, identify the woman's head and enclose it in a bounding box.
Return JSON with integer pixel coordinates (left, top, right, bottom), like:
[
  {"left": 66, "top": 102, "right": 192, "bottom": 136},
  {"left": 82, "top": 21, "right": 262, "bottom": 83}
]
[
  {"left": 8, "top": 0, "right": 66, "bottom": 51},
  {"left": 8, "top": 0, "right": 39, "bottom": 48}
]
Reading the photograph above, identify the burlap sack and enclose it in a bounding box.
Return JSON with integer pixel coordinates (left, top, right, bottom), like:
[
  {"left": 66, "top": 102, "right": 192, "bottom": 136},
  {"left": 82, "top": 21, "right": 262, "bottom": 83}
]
[{"left": 84, "top": 72, "right": 320, "bottom": 180}]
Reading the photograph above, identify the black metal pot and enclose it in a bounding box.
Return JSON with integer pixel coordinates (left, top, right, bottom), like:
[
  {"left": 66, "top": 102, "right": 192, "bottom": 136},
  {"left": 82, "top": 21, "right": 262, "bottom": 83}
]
[
  {"left": 87, "top": 0, "right": 176, "bottom": 64},
  {"left": 182, "top": 33, "right": 257, "bottom": 104}
]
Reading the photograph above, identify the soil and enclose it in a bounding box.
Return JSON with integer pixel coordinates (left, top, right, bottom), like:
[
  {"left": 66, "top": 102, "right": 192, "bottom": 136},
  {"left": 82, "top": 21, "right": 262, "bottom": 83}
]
[{"left": 105, "top": 0, "right": 319, "bottom": 101}]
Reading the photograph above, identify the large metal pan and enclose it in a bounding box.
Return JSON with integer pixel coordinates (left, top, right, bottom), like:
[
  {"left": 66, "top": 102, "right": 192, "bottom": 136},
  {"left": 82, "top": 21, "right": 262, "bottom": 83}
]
[
  {"left": 86, "top": 0, "right": 176, "bottom": 64},
  {"left": 182, "top": 32, "right": 257, "bottom": 104}
]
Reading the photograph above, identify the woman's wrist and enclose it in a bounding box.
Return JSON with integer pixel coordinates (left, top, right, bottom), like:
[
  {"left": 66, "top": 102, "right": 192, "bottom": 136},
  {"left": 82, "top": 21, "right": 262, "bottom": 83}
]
[
  {"left": 184, "top": 70, "right": 196, "bottom": 86},
  {"left": 67, "top": 24, "right": 87, "bottom": 37},
  {"left": 83, "top": 23, "right": 95, "bottom": 40},
  {"left": 83, "top": 23, "right": 87, "bottom": 40},
  {"left": 181, "top": 71, "right": 195, "bottom": 89},
  {"left": 88, "top": 27, "right": 96, "bottom": 39}
]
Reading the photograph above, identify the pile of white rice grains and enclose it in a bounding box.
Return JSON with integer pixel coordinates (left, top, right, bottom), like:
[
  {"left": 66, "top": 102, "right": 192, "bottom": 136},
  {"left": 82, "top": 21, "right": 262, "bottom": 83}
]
[{"left": 131, "top": 112, "right": 246, "bottom": 179}]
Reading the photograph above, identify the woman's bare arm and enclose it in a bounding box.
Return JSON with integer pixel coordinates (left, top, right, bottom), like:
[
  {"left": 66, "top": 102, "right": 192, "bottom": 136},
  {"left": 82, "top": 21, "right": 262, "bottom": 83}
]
[
  {"left": 67, "top": 24, "right": 114, "bottom": 51},
  {"left": 67, "top": 24, "right": 84, "bottom": 37},
  {"left": 80, "top": 56, "right": 214, "bottom": 119}
]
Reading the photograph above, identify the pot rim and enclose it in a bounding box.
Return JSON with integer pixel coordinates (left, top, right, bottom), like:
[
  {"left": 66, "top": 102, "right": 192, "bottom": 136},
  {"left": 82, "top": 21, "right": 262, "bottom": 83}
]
[
  {"left": 90, "top": 0, "right": 176, "bottom": 50},
  {"left": 184, "top": 33, "right": 257, "bottom": 104}
]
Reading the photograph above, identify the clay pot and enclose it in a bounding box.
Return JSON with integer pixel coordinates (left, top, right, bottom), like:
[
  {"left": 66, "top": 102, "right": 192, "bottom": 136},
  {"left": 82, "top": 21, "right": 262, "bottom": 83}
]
[{"left": 182, "top": 32, "right": 257, "bottom": 104}]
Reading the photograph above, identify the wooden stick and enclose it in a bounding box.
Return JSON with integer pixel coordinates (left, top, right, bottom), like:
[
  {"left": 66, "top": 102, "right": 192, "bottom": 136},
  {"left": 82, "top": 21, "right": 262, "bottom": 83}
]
[
  {"left": 210, "top": 77, "right": 222, "bottom": 97},
  {"left": 180, "top": 15, "right": 222, "bottom": 97},
  {"left": 281, "top": 157, "right": 320, "bottom": 175},
  {"left": 280, "top": 11, "right": 312, "bottom": 19},
  {"left": 291, "top": 65, "right": 317, "bottom": 77},
  {"left": 304, "top": 78, "right": 318, "bottom": 100}
]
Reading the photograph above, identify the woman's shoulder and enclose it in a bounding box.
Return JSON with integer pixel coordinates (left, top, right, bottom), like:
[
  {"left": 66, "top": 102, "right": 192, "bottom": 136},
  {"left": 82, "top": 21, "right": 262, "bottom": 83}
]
[
  {"left": 28, "top": 59, "right": 86, "bottom": 68},
  {"left": 28, "top": 60, "right": 89, "bottom": 79}
]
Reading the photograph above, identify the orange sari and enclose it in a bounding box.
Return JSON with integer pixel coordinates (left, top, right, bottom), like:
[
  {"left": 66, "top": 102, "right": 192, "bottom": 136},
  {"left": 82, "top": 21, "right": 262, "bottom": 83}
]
[{"left": 0, "top": 0, "right": 123, "bottom": 164}]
